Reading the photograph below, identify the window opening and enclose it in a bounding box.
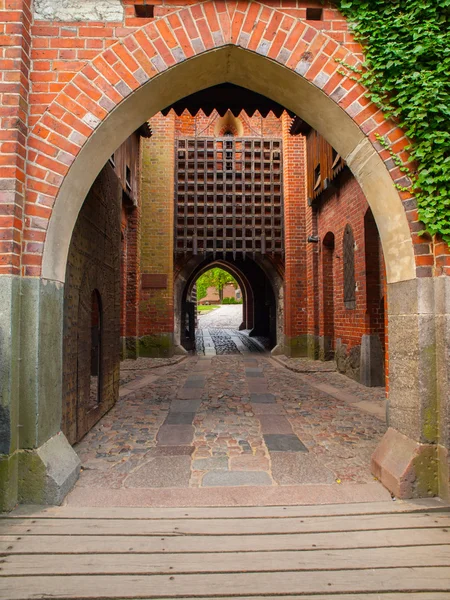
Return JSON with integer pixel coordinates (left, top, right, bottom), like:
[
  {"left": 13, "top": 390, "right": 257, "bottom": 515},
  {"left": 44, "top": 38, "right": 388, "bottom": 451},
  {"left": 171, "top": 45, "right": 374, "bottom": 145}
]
[
  {"left": 331, "top": 148, "right": 341, "bottom": 169},
  {"left": 135, "top": 4, "right": 154, "bottom": 18},
  {"left": 126, "top": 165, "right": 132, "bottom": 192},
  {"left": 313, "top": 164, "right": 321, "bottom": 191},
  {"left": 343, "top": 225, "right": 356, "bottom": 308},
  {"left": 306, "top": 8, "right": 323, "bottom": 20}
]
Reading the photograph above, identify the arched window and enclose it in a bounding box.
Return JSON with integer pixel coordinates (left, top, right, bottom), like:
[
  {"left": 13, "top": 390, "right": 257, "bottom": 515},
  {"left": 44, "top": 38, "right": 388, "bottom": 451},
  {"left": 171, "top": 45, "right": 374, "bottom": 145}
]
[
  {"left": 343, "top": 225, "right": 356, "bottom": 309},
  {"left": 90, "top": 289, "right": 102, "bottom": 407}
]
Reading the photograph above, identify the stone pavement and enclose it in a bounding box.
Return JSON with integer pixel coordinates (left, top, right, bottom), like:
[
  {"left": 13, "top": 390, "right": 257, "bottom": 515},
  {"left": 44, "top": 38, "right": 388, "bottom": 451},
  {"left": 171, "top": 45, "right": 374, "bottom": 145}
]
[
  {"left": 197, "top": 304, "right": 243, "bottom": 329},
  {"left": 195, "top": 328, "right": 266, "bottom": 355},
  {"left": 70, "top": 353, "right": 389, "bottom": 505}
]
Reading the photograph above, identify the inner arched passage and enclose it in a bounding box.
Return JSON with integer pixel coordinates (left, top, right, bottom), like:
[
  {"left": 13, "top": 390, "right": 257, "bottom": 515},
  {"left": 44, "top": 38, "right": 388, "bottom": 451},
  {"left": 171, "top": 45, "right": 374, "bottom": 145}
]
[{"left": 176, "top": 255, "right": 281, "bottom": 354}]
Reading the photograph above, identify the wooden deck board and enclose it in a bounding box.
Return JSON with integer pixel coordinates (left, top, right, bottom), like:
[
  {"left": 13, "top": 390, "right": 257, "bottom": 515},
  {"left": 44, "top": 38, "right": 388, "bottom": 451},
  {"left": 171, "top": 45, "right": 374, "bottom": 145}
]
[
  {"left": 1, "top": 513, "right": 448, "bottom": 536},
  {"left": 3, "top": 498, "right": 446, "bottom": 520},
  {"left": 1, "top": 527, "right": 450, "bottom": 553},
  {"left": 2, "top": 546, "right": 450, "bottom": 575},
  {"left": 0, "top": 502, "right": 449, "bottom": 600},
  {"left": 2, "top": 568, "right": 450, "bottom": 599}
]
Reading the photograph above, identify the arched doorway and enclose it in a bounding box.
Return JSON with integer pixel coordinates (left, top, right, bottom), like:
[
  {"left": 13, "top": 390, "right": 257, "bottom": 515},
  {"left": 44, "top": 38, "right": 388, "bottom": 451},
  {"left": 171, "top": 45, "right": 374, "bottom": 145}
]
[
  {"left": 4, "top": 2, "right": 445, "bottom": 508},
  {"left": 177, "top": 256, "right": 280, "bottom": 354}
]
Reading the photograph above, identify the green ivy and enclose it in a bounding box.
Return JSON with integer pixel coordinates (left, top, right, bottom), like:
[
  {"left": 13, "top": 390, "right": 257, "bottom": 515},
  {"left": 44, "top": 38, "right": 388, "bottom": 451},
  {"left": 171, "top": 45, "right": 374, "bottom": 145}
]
[{"left": 336, "top": 0, "right": 450, "bottom": 242}]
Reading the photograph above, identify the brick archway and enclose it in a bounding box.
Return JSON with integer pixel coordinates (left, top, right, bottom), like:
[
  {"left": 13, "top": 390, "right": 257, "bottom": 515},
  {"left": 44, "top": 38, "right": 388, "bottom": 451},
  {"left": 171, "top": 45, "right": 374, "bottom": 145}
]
[
  {"left": 25, "top": 1, "right": 416, "bottom": 284},
  {"left": 5, "top": 1, "right": 443, "bottom": 507}
]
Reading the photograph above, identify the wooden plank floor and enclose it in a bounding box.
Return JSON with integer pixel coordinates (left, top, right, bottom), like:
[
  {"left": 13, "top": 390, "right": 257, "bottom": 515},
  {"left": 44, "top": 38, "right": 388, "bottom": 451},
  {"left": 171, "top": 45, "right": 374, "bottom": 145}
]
[{"left": 0, "top": 500, "right": 449, "bottom": 599}]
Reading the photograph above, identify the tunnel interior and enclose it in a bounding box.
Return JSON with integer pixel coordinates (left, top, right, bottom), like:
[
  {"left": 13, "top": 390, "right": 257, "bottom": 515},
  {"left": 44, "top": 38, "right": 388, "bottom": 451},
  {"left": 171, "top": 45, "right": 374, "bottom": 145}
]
[{"left": 180, "top": 256, "right": 278, "bottom": 354}]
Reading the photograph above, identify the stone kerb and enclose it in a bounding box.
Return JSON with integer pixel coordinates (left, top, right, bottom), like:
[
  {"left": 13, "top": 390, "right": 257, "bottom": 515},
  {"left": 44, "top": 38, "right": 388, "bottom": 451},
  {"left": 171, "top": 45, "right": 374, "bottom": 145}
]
[{"left": 23, "top": 0, "right": 417, "bottom": 282}]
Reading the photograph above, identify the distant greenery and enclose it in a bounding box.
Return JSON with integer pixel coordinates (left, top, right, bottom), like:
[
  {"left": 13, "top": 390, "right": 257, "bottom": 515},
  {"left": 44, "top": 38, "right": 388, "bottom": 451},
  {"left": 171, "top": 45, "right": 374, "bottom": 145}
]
[
  {"left": 336, "top": 0, "right": 450, "bottom": 242},
  {"left": 222, "top": 297, "right": 243, "bottom": 305},
  {"left": 196, "top": 268, "right": 238, "bottom": 302},
  {"left": 197, "top": 305, "right": 220, "bottom": 312}
]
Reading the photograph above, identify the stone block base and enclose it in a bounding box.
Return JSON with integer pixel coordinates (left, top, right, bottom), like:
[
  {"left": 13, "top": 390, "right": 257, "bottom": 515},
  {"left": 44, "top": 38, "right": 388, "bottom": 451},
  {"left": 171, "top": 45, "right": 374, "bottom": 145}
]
[
  {"left": 173, "top": 344, "right": 188, "bottom": 355},
  {"left": 335, "top": 339, "right": 361, "bottom": 383},
  {"left": 138, "top": 333, "right": 174, "bottom": 358},
  {"left": 284, "top": 334, "right": 309, "bottom": 358},
  {"left": 438, "top": 445, "right": 449, "bottom": 502},
  {"left": 19, "top": 432, "right": 80, "bottom": 505},
  {"left": 0, "top": 452, "right": 19, "bottom": 512},
  {"left": 318, "top": 335, "right": 334, "bottom": 361},
  {"left": 121, "top": 336, "right": 139, "bottom": 360},
  {"left": 270, "top": 343, "right": 284, "bottom": 356},
  {"left": 360, "top": 334, "right": 385, "bottom": 387},
  {"left": 371, "top": 427, "right": 438, "bottom": 499}
]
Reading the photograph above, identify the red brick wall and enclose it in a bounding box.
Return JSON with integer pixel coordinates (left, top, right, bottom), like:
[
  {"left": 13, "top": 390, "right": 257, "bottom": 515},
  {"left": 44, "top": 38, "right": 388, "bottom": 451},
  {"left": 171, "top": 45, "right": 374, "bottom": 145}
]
[
  {"left": 174, "top": 110, "right": 283, "bottom": 138},
  {"left": 311, "top": 170, "right": 387, "bottom": 380},
  {"left": 1, "top": 1, "right": 444, "bottom": 276},
  {"left": 0, "top": 0, "right": 31, "bottom": 275},
  {"left": 282, "top": 113, "right": 308, "bottom": 355},
  {"left": 27, "top": 1, "right": 358, "bottom": 129},
  {"left": 1, "top": 1, "right": 448, "bottom": 280}
]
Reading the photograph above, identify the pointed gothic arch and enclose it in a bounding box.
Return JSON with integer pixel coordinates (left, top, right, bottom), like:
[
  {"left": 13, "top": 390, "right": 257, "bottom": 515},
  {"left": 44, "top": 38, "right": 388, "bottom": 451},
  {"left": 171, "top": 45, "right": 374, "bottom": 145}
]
[{"left": 20, "top": 2, "right": 415, "bottom": 285}]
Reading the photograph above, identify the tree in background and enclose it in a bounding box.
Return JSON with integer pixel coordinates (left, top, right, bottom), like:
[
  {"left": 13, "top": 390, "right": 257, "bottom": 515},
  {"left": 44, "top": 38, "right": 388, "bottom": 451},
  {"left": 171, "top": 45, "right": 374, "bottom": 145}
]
[{"left": 196, "top": 268, "right": 238, "bottom": 302}]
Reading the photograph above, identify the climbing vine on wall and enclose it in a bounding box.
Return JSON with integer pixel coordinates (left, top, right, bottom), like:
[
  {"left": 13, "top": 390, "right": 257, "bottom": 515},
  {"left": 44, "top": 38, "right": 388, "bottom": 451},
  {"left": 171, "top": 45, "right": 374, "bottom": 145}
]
[{"left": 336, "top": 0, "right": 450, "bottom": 243}]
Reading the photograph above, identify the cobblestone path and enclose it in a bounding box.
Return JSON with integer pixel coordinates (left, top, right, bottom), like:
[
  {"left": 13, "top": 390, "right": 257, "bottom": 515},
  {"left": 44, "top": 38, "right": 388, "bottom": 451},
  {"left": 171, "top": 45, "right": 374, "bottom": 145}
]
[
  {"left": 195, "top": 328, "right": 265, "bottom": 355},
  {"left": 72, "top": 355, "right": 388, "bottom": 503}
]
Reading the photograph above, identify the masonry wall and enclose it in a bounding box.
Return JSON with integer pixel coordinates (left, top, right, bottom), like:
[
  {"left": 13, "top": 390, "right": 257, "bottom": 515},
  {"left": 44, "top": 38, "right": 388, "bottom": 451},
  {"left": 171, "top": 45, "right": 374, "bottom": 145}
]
[
  {"left": 1, "top": 0, "right": 444, "bottom": 278},
  {"left": 174, "top": 110, "right": 283, "bottom": 138},
  {"left": 112, "top": 131, "right": 142, "bottom": 358},
  {"left": 311, "top": 171, "right": 386, "bottom": 385},
  {"left": 0, "top": 0, "right": 447, "bottom": 280},
  {"left": 62, "top": 164, "right": 121, "bottom": 445},
  {"left": 139, "top": 112, "right": 175, "bottom": 356},
  {"left": 26, "top": 0, "right": 358, "bottom": 131},
  {"left": 282, "top": 115, "right": 308, "bottom": 356},
  {"left": 121, "top": 199, "right": 141, "bottom": 357}
]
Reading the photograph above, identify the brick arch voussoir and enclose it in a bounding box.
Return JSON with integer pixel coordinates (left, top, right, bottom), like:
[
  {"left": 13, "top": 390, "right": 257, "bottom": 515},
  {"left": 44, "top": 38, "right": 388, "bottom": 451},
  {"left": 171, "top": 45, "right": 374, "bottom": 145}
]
[{"left": 26, "top": 0, "right": 416, "bottom": 277}]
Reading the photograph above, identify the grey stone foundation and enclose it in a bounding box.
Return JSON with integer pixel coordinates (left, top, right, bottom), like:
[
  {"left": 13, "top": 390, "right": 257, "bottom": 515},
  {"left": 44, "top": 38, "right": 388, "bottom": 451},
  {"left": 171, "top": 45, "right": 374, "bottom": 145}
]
[
  {"left": 374, "top": 277, "right": 450, "bottom": 500},
  {"left": 335, "top": 339, "right": 361, "bottom": 383},
  {"left": 0, "top": 276, "right": 81, "bottom": 510},
  {"left": 19, "top": 433, "right": 80, "bottom": 505},
  {"left": 138, "top": 333, "right": 174, "bottom": 358},
  {"left": 360, "top": 334, "right": 385, "bottom": 387},
  {"left": 34, "top": 0, "right": 124, "bottom": 22},
  {"left": 330, "top": 335, "right": 385, "bottom": 388},
  {"left": 283, "top": 334, "right": 309, "bottom": 358}
]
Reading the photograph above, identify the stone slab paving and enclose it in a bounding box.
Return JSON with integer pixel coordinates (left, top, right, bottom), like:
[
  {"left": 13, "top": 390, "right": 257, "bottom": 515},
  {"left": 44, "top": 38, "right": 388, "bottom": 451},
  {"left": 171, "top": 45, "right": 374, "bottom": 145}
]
[
  {"left": 72, "top": 353, "right": 388, "bottom": 503},
  {"left": 197, "top": 304, "right": 243, "bottom": 329}
]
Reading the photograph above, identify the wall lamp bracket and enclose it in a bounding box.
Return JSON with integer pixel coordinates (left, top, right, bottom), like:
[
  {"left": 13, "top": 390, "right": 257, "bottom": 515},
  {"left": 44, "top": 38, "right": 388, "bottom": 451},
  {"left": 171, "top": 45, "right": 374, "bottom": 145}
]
[{"left": 307, "top": 235, "right": 320, "bottom": 244}]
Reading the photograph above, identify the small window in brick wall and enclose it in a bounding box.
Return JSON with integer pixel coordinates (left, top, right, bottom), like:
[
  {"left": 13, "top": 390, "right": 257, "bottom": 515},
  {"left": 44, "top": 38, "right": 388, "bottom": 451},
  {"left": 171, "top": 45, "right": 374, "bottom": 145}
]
[
  {"left": 306, "top": 8, "right": 323, "bottom": 21},
  {"left": 135, "top": 4, "right": 154, "bottom": 18},
  {"left": 343, "top": 225, "right": 356, "bottom": 309}
]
